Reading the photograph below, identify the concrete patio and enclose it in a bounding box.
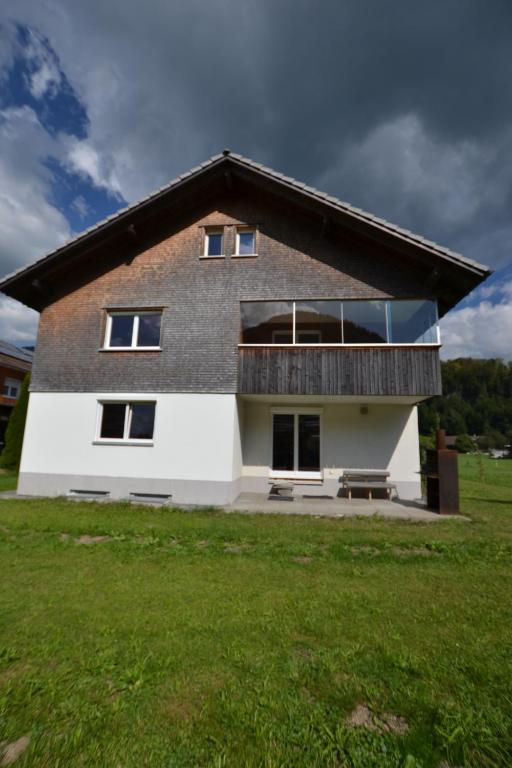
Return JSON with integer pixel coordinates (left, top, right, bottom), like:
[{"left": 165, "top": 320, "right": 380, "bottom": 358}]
[
  {"left": 225, "top": 492, "right": 467, "bottom": 521},
  {"left": 0, "top": 489, "right": 468, "bottom": 521}
]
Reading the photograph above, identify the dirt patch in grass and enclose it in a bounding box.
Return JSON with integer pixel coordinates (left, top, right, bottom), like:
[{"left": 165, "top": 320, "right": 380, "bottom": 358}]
[
  {"left": 350, "top": 545, "right": 439, "bottom": 558},
  {"left": 223, "top": 544, "right": 245, "bottom": 554},
  {"left": 351, "top": 546, "right": 380, "bottom": 556},
  {"left": 74, "top": 535, "right": 112, "bottom": 545},
  {"left": 164, "top": 673, "right": 227, "bottom": 724},
  {"left": 293, "top": 555, "right": 313, "bottom": 564},
  {"left": 196, "top": 540, "right": 210, "bottom": 548},
  {"left": 346, "top": 703, "right": 408, "bottom": 735},
  {"left": 0, "top": 734, "right": 30, "bottom": 766},
  {"left": 391, "top": 547, "right": 439, "bottom": 558}
]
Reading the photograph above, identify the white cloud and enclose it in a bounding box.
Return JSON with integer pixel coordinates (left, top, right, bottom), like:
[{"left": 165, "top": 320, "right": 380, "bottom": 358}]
[
  {"left": 440, "top": 301, "right": 512, "bottom": 361},
  {"left": 0, "top": 105, "right": 71, "bottom": 344},
  {"left": 0, "top": 106, "right": 70, "bottom": 276},
  {"left": 70, "top": 194, "right": 89, "bottom": 218},
  {"left": 64, "top": 137, "right": 122, "bottom": 197},
  {"left": 0, "top": 295, "right": 39, "bottom": 346},
  {"left": 21, "top": 27, "right": 63, "bottom": 98}
]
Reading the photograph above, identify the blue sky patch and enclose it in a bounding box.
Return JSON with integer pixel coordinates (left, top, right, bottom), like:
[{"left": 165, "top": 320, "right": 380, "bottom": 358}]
[{"left": 1, "top": 24, "right": 88, "bottom": 139}]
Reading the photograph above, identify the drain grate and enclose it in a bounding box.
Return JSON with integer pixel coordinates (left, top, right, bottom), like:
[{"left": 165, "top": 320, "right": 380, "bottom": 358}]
[
  {"left": 128, "top": 492, "right": 172, "bottom": 504},
  {"left": 68, "top": 489, "right": 110, "bottom": 499}
]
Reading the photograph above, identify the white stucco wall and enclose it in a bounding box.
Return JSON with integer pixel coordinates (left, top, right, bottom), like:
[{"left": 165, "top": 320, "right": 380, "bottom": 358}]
[
  {"left": 241, "top": 400, "right": 421, "bottom": 499},
  {"left": 18, "top": 392, "right": 421, "bottom": 502},
  {"left": 19, "top": 392, "right": 242, "bottom": 502}
]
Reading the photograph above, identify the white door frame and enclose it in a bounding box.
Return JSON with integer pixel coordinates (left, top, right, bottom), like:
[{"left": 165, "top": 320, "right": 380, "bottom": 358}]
[{"left": 270, "top": 407, "right": 323, "bottom": 480}]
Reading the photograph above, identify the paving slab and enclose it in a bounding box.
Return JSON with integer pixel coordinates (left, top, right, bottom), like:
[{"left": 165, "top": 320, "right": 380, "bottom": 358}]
[{"left": 225, "top": 493, "right": 468, "bottom": 521}]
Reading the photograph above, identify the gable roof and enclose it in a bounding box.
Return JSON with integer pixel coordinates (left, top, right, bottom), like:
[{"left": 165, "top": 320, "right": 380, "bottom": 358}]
[
  {"left": 0, "top": 150, "right": 491, "bottom": 312},
  {"left": 0, "top": 340, "right": 33, "bottom": 365}
]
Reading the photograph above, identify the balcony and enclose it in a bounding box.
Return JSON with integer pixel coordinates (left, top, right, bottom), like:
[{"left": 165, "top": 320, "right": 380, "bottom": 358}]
[
  {"left": 238, "top": 345, "right": 441, "bottom": 396},
  {"left": 237, "top": 299, "right": 442, "bottom": 397}
]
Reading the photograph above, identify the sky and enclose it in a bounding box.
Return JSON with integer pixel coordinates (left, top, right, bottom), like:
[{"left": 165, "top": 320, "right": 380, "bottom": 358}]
[{"left": 0, "top": 0, "right": 511, "bottom": 359}]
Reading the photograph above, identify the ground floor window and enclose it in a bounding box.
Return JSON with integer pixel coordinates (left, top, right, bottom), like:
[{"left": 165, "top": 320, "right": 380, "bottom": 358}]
[
  {"left": 97, "top": 402, "right": 156, "bottom": 442},
  {"left": 271, "top": 411, "right": 321, "bottom": 478}
]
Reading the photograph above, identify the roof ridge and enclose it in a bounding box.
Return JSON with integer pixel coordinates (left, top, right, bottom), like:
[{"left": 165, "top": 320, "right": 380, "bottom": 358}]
[{"left": 0, "top": 150, "right": 490, "bottom": 291}]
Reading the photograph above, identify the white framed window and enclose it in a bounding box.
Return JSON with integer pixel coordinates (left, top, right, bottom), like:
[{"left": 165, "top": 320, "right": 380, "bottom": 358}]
[
  {"left": 235, "top": 227, "right": 256, "bottom": 256},
  {"left": 202, "top": 229, "right": 225, "bottom": 258},
  {"left": 270, "top": 408, "right": 322, "bottom": 480},
  {"left": 104, "top": 311, "right": 162, "bottom": 350},
  {"left": 96, "top": 401, "right": 156, "bottom": 443},
  {"left": 2, "top": 378, "right": 21, "bottom": 399}
]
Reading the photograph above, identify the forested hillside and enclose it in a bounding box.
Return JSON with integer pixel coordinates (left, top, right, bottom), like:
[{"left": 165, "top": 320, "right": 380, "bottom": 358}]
[{"left": 419, "top": 359, "right": 512, "bottom": 446}]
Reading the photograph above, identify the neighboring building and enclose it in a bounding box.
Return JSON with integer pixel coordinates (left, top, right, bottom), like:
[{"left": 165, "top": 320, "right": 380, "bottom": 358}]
[
  {"left": 0, "top": 152, "right": 491, "bottom": 503},
  {"left": 0, "top": 341, "right": 33, "bottom": 448}
]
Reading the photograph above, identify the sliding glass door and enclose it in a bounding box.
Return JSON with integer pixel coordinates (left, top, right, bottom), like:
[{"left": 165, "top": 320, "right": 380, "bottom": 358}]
[{"left": 272, "top": 412, "right": 321, "bottom": 478}]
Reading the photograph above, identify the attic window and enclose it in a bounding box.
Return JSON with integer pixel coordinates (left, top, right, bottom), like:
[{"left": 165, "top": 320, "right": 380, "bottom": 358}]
[
  {"left": 235, "top": 228, "right": 256, "bottom": 256},
  {"left": 203, "top": 229, "right": 224, "bottom": 258},
  {"left": 104, "top": 311, "right": 162, "bottom": 350}
]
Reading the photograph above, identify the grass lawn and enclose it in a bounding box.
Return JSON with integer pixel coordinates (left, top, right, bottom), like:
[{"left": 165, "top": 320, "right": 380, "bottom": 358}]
[
  {"left": 0, "top": 455, "right": 511, "bottom": 767},
  {"left": 0, "top": 469, "right": 18, "bottom": 493}
]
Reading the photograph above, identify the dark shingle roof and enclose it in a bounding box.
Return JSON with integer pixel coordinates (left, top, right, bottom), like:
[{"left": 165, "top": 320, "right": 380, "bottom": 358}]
[
  {"left": 0, "top": 151, "right": 491, "bottom": 297},
  {"left": 0, "top": 340, "right": 33, "bottom": 363}
]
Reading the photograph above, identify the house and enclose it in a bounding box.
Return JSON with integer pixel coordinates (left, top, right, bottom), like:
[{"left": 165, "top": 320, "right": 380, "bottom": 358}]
[
  {"left": 0, "top": 341, "right": 33, "bottom": 449},
  {"left": 0, "top": 151, "right": 491, "bottom": 504}
]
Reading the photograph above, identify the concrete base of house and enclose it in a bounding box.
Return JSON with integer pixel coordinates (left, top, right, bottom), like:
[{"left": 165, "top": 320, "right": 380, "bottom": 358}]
[
  {"left": 17, "top": 472, "right": 241, "bottom": 506},
  {"left": 17, "top": 472, "right": 420, "bottom": 507}
]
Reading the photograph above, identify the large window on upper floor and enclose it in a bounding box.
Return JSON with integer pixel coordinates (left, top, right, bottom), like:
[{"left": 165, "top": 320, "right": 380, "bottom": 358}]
[
  {"left": 104, "top": 311, "right": 162, "bottom": 350},
  {"left": 240, "top": 299, "right": 439, "bottom": 345}
]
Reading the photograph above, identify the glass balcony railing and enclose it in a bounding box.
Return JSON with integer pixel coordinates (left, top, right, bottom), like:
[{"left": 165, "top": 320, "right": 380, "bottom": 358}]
[{"left": 240, "top": 299, "right": 439, "bottom": 345}]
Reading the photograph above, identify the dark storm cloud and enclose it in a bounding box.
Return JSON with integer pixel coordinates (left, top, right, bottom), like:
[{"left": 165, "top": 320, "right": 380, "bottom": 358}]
[
  {"left": 3, "top": 0, "right": 512, "bottom": 271},
  {"left": 1, "top": 0, "right": 512, "bottom": 350}
]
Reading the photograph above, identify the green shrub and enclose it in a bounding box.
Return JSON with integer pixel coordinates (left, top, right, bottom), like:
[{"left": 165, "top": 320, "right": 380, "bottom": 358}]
[
  {"left": 0, "top": 373, "right": 30, "bottom": 471},
  {"left": 455, "top": 434, "right": 475, "bottom": 453},
  {"left": 419, "top": 434, "right": 435, "bottom": 466}
]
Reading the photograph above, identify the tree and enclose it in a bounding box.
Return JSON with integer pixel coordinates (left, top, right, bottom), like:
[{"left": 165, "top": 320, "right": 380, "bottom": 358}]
[
  {"left": 0, "top": 374, "right": 30, "bottom": 471},
  {"left": 454, "top": 434, "right": 474, "bottom": 453}
]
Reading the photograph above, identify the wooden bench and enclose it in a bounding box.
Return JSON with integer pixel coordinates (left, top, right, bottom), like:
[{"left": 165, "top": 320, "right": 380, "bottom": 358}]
[{"left": 341, "top": 471, "right": 397, "bottom": 500}]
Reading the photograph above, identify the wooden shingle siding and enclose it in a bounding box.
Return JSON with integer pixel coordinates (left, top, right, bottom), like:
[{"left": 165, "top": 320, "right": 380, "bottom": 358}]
[
  {"left": 237, "top": 347, "right": 442, "bottom": 396},
  {"left": 29, "top": 188, "right": 438, "bottom": 395}
]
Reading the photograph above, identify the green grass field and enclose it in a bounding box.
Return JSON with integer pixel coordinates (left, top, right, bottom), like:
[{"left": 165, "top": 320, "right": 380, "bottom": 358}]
[
  {"left": 0, "top": 469, "right": 17, "bottom": 493},
  {"left": 0, "top": 455, "right": 511, "bottom": 767}
]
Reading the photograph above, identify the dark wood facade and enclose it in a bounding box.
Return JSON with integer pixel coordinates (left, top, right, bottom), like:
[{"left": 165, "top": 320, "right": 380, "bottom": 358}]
[
  {"left": 238, "top": 346, "right": 442, "bottom": 397},
  {"left": 24, "top": 188, "right": 442, "bottom": 395}
]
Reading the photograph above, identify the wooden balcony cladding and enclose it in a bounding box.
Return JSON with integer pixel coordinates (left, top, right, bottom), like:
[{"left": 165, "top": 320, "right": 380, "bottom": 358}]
[{"left": 237, "top": 346, "right": 442, "bottom": 397}]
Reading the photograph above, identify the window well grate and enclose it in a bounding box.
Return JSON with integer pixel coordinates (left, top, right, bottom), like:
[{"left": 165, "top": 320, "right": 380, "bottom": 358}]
[{"left": 68, "top": 489, "right": 110, "bottom": 499}]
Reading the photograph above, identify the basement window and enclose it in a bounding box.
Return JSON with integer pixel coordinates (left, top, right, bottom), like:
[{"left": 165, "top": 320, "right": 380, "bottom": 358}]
[
  {"left": 97, "top": 402, "right": 156, "bottom": 443},
  {"left": 104, "top": 311, "right": 162, "bottom": 350}
]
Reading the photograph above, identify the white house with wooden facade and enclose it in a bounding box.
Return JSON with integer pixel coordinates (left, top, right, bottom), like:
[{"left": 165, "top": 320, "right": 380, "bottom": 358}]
[{"left": 0, "top": 152, "right": 490, "bottom": 504}]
